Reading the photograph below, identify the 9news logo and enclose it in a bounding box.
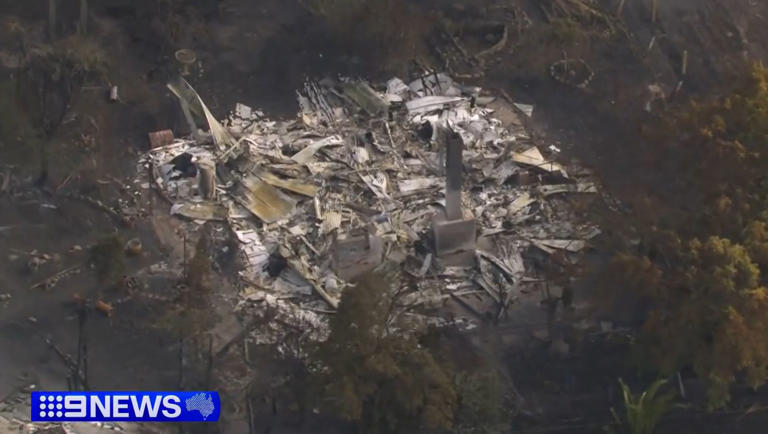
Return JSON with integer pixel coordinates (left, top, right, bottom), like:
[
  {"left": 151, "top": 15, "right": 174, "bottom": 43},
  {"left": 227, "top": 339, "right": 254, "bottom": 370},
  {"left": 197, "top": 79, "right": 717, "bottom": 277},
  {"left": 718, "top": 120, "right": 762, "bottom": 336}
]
[{"left": 31, "top": 391, "right": 220, "bottom": 422}]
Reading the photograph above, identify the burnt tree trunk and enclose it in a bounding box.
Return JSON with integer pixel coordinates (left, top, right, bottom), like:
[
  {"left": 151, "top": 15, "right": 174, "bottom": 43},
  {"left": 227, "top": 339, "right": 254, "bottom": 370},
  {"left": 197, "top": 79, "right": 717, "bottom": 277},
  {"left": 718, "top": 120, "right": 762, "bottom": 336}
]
[
  {"left": 48, "top": 0, "right": 57, "bottom": 39},
  {"left": 79, "top": 0, "right": 88, "bottom": 34}
]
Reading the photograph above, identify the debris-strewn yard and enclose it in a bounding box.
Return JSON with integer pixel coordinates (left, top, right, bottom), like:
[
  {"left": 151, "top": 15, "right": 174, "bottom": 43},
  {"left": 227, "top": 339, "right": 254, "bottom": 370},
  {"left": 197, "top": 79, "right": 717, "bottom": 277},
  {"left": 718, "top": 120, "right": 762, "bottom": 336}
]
[
  {"left": 4, "top": 0, "right": 768, "bottom": 432},
  {"left": 142, "top": 72, "right": 602, "bottom": 351}
]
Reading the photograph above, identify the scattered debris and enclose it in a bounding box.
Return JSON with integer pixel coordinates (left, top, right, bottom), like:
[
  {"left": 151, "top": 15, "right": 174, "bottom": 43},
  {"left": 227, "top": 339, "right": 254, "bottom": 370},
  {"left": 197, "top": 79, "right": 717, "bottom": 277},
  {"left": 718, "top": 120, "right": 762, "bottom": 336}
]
[
  {"left": 511, "top": 146, "right": 566, "bottom": 176},
  {"left": 532, "top": 239, "right": 587, "bottom": 254},
  {"left": 538, "top": 182, "right": 597, "bottom": 196},
  {"left": 30, "top": 265, "right": 83, "bottom": 291},
  {"left": 95, "top": 300, "right": 113, "bottom": 317},
  {"left": 26, "top": 252, "right": 54, "bottom": 272},
  {"left": 170, "top": 201, "right": 228, "bottom": 221},
  {"left": 232, "top": 175, "right": 297, "bottom": 223},
  {"left": 237, "top": 288, "right": 328, "bottom": 359},
  {"left": 148, "top": 129, "right": 175, "bottom": 149},
  {"left": 508, "top": 192, "right": 536, "bottom": 215},
  {"left": 109, "top": 85, "right": 119, "bottom": 103},
  {"left": 331, "top": 234, "right": 384, "bottom": 281},
  {"left": 141, "top": 71, "right": 601, "bottom": 343}
]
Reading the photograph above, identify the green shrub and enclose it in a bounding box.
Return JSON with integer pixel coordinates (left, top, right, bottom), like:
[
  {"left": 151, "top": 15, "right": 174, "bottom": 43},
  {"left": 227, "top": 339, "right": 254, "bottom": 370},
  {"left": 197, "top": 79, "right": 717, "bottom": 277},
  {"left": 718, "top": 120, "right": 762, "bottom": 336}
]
[
  {"left": 90, "top": 234, "right": 126, "bottom": 284},
  {"left": 607, "top": 379, "right": 678, "bottom": 434}
]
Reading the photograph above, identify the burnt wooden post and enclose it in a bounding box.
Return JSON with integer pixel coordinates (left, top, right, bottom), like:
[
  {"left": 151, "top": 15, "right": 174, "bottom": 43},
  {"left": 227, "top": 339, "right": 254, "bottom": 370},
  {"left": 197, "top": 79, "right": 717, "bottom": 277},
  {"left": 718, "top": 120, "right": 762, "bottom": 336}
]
[{"left": 48, "top": 0, "right": 57, "bottom": 40}]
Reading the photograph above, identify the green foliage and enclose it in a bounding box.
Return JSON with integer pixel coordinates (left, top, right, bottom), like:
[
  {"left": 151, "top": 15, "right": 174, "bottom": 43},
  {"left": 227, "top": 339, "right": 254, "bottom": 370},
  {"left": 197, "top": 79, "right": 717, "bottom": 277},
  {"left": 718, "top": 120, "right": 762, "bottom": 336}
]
[
  {"left": 89, "top": 235, "right": 126, "bottom": 284},
  {"left": 312, "top": 271, "right": 458, "bottom": 433},
  {"left": 744, "top": 220, "right": 768, "bottom": 269},
  {"left": 608, "top": 379, "right": 678, "bottom": 434},
  {"left": 623, "top": 235, "right": 768, "bottom": 408},
  {"left": 637, "top": 64, "right": 768, "bottom": 237},
  {"left": 601, "top": 64, "right": 768, "bottom": 409},
  {"left": 454, "top": 370, "right": 506, "bottom": 434}
]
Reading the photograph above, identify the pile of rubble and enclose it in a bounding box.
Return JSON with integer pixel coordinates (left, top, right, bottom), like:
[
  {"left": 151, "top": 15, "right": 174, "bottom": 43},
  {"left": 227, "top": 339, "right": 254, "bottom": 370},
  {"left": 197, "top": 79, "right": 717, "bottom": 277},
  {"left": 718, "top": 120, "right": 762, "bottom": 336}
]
[{"left": 141, "top": 72, "right": 600, "bottom": 339}]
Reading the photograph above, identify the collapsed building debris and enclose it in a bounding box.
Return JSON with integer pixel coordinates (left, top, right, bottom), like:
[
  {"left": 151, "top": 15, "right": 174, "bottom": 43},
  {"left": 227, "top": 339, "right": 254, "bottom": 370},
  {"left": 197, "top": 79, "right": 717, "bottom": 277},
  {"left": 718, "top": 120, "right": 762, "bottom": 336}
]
[
  {"left": 30, "top": 265, "right": 82, "bottom": 291},
  {"left": 140, "top": 73, "right": 601, "bottom": 345},
  {"left": 148, "top": 129, "right": 175, "bottom": 149}
]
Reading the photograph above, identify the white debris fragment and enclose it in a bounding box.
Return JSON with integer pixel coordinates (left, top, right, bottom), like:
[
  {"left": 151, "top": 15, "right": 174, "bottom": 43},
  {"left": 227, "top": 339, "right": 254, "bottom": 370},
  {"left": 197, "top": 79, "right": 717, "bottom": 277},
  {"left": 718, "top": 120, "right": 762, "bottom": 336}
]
[
  {"left": 532, "top": 239, "right": 588, "bottom": 253},
  {"left": 538, "top": 183, "right": 597, "bottom": 196},
  {"left": 513, "top": 103, "right": 534, "bottom": 117},
  {"left": 385, "top": 77, "right": 410, "bottom": 102},
  {"left": 291, "top": 135, "right": 343, "bottom": 164},
  {"left": 320, "top": 211, "right": 342, "bottom": 235},
  {"left": 235, "top": 102, "right": 253, "bottom": 119},
  {"left": 406, "top": 96, "right": 466, "bottom": 115},
  {"left": 508, "top": 192, "right": 536, "bottom": 216},
  {"left": 512, "top": 147, "right": 568, "bottom": 177},
  {"left": 398, "top": 177, "right": 442, "bottom": 194},
  {"left": 359, "top": 172, "right": 390, "bottom": 199},
  {"left": 352, "top": 146, "right": 370, "bottom": 164}
]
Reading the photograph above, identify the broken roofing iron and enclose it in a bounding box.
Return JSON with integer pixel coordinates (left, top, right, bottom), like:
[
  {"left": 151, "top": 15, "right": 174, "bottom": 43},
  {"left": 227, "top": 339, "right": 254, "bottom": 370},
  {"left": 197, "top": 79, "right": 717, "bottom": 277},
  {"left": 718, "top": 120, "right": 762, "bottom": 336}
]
[{"left": 140, "top": 72, "right": 600, "bottom": 337}]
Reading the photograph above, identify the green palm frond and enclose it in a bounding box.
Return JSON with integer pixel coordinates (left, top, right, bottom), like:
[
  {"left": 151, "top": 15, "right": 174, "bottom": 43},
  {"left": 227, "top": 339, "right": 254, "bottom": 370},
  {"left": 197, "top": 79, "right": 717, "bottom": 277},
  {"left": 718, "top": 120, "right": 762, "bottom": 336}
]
[{"left": 610, "top": 378, "right": 680, "bottom": 434}]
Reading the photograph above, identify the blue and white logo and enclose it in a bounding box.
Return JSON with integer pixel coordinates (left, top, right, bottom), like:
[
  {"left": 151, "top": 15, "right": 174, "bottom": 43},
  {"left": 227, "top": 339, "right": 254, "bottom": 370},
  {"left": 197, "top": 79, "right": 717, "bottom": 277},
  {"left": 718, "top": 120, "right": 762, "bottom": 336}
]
[
  {"left": 31, "top": 391, "right": 220, "bottom": 422},
  {"left": 184, "top": 392, "right": 216, "bottom": 421}
]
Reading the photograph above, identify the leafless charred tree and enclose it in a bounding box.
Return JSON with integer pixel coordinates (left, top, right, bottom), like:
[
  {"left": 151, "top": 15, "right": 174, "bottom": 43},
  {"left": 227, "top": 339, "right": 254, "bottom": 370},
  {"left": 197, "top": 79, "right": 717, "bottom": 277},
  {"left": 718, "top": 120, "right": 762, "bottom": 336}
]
[
  {"left": 79, "top": 0, "right": 88, "bottom": 35},
  {"left": 48, "top": 0, "right": 57, "bottom": 39}
]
